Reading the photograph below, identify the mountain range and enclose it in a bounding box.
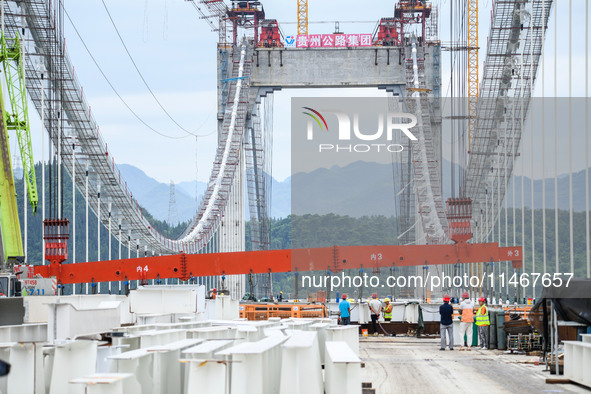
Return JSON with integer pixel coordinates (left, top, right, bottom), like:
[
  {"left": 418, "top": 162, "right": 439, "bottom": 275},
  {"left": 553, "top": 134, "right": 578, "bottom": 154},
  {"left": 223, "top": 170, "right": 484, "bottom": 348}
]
[{"left": 118, "top": 161, "right": 591, "bottom": 223}]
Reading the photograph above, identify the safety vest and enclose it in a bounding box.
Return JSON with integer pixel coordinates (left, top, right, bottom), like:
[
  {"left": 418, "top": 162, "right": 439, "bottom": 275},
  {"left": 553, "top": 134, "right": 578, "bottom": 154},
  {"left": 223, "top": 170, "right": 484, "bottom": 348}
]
[
  {"left": 475, "top": 305, "right": 490, "bottom": 326},
  {"left": 383, "top": 304, "right": 393, "bottom": 319}
]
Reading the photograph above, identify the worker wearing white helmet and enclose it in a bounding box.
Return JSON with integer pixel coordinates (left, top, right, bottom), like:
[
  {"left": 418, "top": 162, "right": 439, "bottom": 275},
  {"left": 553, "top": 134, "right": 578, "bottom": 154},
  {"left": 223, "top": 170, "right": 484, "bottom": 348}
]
[{"left": 383, "top": 298, "right": 393, "bottom": 321}]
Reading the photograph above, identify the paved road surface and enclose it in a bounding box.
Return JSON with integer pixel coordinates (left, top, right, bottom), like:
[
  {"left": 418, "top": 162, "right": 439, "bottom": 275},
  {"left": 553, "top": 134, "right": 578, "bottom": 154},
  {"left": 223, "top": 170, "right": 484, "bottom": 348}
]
[{"left": 360, "top": 337, "right": 587, "bottom": 393}]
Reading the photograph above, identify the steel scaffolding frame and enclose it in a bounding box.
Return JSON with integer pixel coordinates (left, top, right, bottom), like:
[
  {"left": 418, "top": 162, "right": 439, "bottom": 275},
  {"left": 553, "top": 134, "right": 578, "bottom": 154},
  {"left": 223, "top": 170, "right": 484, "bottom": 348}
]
[
  {"left": 464, "top": 0, "right": 552, "bottom": 239},
  {"left": 5, "top": 0, "right": 253, "bottom": 257},
  {"left": 403, "top": 37, "right": 448, "bottom": 245}
]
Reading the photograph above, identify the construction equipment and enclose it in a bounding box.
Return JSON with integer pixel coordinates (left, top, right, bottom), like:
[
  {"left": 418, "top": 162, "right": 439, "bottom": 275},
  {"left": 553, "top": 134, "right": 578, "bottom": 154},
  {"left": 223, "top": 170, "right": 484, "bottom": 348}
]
[
  {"left": 297, "top": 0, "right": 307, "bottom": 35},
  {"left": 258, "top": 19, "right": 283, "bottom": 47},
  {"left": 0, "top": 31, "right": 39, "bottom": 296},
  {"left": 34, "top": 242, "right": 523, "bottom": 285}
]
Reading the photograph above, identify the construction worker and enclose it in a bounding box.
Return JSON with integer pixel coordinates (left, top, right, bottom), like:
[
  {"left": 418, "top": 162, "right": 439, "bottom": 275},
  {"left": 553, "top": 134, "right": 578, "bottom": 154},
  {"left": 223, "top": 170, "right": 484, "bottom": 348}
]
[
  {"left": 212, "top": 288, "right": 217, "bottom": 299},
  {"left": 369, "top": 293, "right": 382, "bottom": 335},
  {"left": 458, "top": 292, "right": 475, "bottom": 350},
  {"left": 339, "top": 294, "right": 351, "bottom": 325},
  {"left": 278, "top": 291, "right": 283, "bottom": 302},
  {"left": 439, "top": 295, "right": 454, "bottom": 351},
  {"left": 383, "top": 298, "right": 393, "bottom": 322},
  {"left": 475, "top": 297, "right": 490, "bottom": 350}
]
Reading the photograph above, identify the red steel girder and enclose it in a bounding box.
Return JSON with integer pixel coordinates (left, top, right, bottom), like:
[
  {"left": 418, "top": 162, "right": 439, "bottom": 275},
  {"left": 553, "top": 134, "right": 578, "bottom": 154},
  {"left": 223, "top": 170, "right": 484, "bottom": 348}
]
[{"left": 34, "top": 242, "right": 523, "bottom": 285}]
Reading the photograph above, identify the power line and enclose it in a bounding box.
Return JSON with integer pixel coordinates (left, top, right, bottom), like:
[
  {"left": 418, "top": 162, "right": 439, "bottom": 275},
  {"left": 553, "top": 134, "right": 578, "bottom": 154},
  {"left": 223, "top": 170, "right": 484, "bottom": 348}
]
[
  {"left": 100, "top": 0, "right": 209, "bottom": 137},
  {"left": 64, "top": 8, "right": 189, "bottom": 139}
]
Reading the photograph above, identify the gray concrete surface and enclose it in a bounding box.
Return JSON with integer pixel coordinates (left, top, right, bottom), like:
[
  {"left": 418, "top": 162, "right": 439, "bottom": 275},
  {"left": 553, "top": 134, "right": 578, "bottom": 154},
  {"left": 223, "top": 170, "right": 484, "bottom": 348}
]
[
  {"left": 360, "top": 337, "right": 588, "bottom": 394},
  {"left": 252, "top": 47, "right": 407, "bottom": 89}
]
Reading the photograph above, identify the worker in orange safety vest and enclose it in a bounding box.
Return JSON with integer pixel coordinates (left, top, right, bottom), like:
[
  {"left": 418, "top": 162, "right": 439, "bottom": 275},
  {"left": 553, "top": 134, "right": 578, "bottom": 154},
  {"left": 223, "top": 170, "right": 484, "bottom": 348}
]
[{"left": 458, "top": 292, "right": 474, "bottom": 351}]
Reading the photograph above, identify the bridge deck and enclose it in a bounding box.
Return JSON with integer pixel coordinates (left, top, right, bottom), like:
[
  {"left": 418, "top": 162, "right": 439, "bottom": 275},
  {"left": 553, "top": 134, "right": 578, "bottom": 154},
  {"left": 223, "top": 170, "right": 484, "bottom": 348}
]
[{"left": 360, "top": 336, "right": 585, "bottom": 393}]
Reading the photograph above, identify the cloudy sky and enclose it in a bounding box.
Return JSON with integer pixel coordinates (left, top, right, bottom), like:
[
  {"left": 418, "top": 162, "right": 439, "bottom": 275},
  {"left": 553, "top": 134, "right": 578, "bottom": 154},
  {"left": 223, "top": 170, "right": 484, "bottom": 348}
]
[{"left": 18, "top": 0, "right": 591, "bottom": 186}]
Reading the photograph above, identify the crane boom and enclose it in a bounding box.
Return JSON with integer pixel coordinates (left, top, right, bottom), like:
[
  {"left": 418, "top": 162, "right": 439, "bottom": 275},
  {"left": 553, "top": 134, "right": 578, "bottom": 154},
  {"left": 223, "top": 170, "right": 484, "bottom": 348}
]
[
  {"left": 0, "top": 74, "right": 23, "bottom": 268},
  {"left": 0, "top": 32, "right": 38, "bottom": 269},
  {"left": 0, "top": 33, "right": 38, "bottom": 212}
]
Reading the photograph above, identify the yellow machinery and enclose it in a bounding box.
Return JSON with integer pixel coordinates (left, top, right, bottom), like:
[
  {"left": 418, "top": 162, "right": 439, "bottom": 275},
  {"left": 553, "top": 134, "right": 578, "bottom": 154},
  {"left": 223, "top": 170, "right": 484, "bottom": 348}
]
[{"left": 297, "top": 0, "right": 307, "bottom": 35}]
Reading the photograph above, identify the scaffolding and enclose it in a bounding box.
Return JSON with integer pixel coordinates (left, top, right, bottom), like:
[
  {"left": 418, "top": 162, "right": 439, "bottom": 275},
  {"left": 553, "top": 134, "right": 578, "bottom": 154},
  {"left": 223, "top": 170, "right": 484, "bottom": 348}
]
[
  {"left": 464, "top": 0, "right": 553, "bottom": 239},
  {"left": 3, "top": 0, "right": 254, "bottom": 257},
  {"left": 403, "top": 37, "right": 448, "bottom": 245}
]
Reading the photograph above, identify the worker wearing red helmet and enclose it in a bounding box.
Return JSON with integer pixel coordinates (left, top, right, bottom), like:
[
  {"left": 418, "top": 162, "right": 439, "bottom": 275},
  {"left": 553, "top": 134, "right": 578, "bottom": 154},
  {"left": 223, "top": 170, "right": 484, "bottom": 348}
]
[
  {"left": 458, "top": 291, "right": 475, "bottom": 350},
  {"left": 439, "top": 295, "right": 454, "bottom": 350},
  {"left": 339, "top": 294, "right": 351, "bottom": 326},
  {"left": 475, "top": 297, "right": 490, "bottom": 350}
]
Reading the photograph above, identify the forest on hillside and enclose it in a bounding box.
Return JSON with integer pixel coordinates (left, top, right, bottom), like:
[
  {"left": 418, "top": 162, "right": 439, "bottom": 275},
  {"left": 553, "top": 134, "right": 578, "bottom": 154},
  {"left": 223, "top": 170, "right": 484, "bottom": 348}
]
[{"left": 13, "top": 163, "right": 590, "bottom": 298}]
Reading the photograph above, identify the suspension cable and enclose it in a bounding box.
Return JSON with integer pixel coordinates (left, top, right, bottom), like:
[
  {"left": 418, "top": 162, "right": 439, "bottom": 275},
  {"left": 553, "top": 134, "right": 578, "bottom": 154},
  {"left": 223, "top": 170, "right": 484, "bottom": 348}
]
[
  {"left": 100, "top": 0, "right": 209, "bottom": 137},
  {"left": 64, "top": 8, "right": 190, "bottom": 140}
]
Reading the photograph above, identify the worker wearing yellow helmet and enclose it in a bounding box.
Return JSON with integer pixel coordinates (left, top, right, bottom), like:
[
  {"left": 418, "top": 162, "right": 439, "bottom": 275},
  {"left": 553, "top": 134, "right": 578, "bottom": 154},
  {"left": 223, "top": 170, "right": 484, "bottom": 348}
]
[{"left": 383, "top": 298, "right": 393, "bottom": 321}]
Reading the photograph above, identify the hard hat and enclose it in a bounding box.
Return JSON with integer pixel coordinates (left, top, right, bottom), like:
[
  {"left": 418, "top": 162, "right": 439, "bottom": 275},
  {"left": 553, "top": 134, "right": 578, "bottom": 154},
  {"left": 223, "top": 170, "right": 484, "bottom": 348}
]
[
  {"left": 478, "top": 297, "right": 486, "bottom": 302},
  {"left": 384, "top": 298, "right": 391, "bottom": 302},
  {"left": 213, "top": 288, "right": 217, "bottom": 291},
  {"left": 342, "top": 294, "right": 347, "bottom": 299},
  {"left": 462, "top": 292, "right": 469, "bottom": 299},
  {"left": 372, "top": 293, "right": 378, "bottom": 298},
  {"left": 280, "top": 291, "right": 283, "bottom": 294},
  {"left": 443, "top": 295, "right": 450, "bottom": 302}
]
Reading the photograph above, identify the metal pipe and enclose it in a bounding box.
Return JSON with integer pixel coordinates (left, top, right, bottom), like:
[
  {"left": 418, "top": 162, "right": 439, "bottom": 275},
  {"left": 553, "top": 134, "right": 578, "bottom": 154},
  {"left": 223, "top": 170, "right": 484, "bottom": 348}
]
[
  {"left": 96, "top": 183, "right": 101, "bottom": 293},
  {"left": 586, "top": 0, "right": 590, "bottom": 278},
  {"left": 23, "top": 151, "right": 27, "bottom": 263},
  {"left": 72, "top": 143, "right": 76, "bottom": 293},
  {"left": 21, "top": 23, "right": 27, "bottom": 265},
  {"left": 118, "top": 220, "right": 122, "bottom": 294},
  {"left": 569, "top": 0, "right": 574, "bottom": 275},
  {"left": 97, "top": 183, "right": 101, "bottom": 262},
  {"left": 85, "top": 163, "right": 89, "bottom": 294},
  {"left": 554, "top": 0, "right": 559, "bottom": 275},
  {"left": 41, "top": 73, "right": 45, "bottom": 265},
  {"left": 108, "top": 202, "right": 112, "bottom": 294},
  {"left": 108, "top": 202, "right": 112, "bottom": 261},
  {"left": 542, "top": 0, "right": 547, "bottom": 279},
  {"left": 57, "top": 108, "right": 61, "bottom": 217},
  {"left": 136, "top": 241, "right": 139, "bottom": 288},
  {"left": 530, "top": 0, "right": 535, "bottom": 299},
  {"left": 520, "top": 30, "right": 525, "bottom": 300}
]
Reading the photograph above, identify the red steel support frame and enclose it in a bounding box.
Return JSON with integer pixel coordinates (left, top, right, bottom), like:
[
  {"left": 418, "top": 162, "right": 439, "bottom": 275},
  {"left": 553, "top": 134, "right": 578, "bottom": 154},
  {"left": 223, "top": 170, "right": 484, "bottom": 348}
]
[{"left": 35, "top": 242, "right": 522, "bottom": 285}]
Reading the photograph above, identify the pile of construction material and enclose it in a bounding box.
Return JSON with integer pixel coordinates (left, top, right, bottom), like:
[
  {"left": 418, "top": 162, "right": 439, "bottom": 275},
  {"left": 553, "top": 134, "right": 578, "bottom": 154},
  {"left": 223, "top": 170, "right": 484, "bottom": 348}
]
[
  {"left": 0, "top": 288, "right": 364, "bottom": 394},
  {"left": 0, "top": 318, "right": 361, "bottom": 394},
  {"left": 504, "top": 318, "right": 533, "bottom": 335}
]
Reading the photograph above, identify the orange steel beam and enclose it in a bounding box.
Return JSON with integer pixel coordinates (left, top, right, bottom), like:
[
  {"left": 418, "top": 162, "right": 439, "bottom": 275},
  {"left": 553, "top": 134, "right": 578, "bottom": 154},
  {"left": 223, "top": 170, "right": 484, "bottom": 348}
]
[{"left": 35, "top": 242, "right": 522, "bottom": 285}]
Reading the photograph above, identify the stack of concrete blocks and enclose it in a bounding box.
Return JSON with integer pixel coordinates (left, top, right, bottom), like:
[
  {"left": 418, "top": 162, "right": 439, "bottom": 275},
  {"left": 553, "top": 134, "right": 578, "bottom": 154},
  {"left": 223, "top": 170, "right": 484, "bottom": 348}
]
[{"left": 0, "top": 287, "right": 363, "bottom": 393}]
